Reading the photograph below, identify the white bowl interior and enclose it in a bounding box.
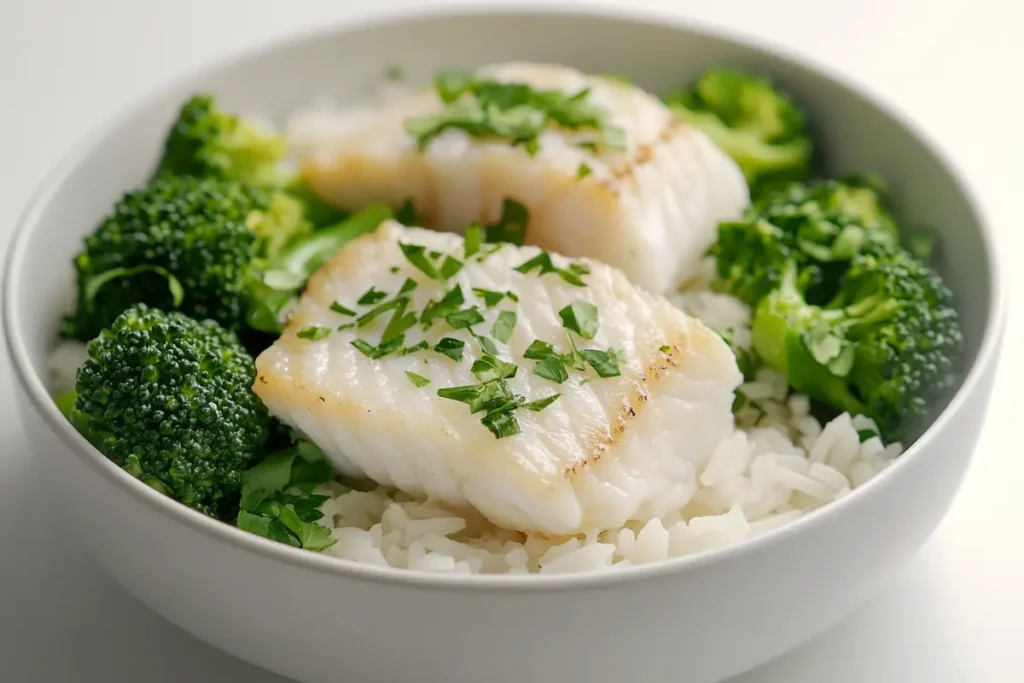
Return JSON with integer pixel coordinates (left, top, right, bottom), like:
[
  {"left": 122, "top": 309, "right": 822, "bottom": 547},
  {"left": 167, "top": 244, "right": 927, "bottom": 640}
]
[{"left": 8, "top": 8, "right": 994, "bottom": 515}]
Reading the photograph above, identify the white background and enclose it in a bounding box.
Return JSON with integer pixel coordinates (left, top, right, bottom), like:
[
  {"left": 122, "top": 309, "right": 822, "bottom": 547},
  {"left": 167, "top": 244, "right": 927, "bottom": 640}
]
[{"left": 1, "top": 0, "right": 1021, "bottom": 680}]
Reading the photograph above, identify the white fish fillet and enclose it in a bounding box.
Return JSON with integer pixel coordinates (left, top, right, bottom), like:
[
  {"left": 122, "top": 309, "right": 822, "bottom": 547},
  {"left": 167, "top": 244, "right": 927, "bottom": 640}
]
[
  {"left": 288, "top": 62, "right": 750, "bottom": 295},
  {"left": 253, "top": 221, "right": 742, "bottom": 535}
]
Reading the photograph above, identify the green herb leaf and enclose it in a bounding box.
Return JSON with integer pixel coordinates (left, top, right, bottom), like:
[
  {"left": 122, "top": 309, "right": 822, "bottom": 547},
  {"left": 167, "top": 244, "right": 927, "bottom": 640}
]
[
  {"left": 523, "top": 340, "right": 556, "bottom": 360},
  {"left": 395, "top": 198, "right": 419, "bottom": 225},
  {"left": 464, "top": 224, "right": 483, "bottom": 258},
  {"left": 446, "top": 307, "right": 485, "bottom": 329},
  {"left": 421, "top": 284, "right": 465, "bottom": 329},
  {"left": 659, "top": 344, "right": 672, "bottom": 354},
  {"left": 397, "top": 278, "right": 418, "bottom": 295},
  {"left": 485, "top": 198, "right": 529, "bottom": 245},
  {"left": 472, "top": 288, "right": 507, "bottom": 308},
  {"left": 534, "top": 356, "right": 568, "bottom": 384},
  {"left": 351, "top": 335, "right": 405, "bottom": 359},
  {"left": 357, "top": 297, "right": 408, "bottom": 327},
  {"left": 433, "top": 337, "right": 465, "bottom": 362},
  {"left": 471, "top": 355, "right": 519, "bottom": 383},
  {"left": 399, "top": 243, "right": 440, "bottom": 279},
  {"left": 513, "top": 251, "right": 588, "bottom": 287},
  {"left": 406, "top": 371, "right": 431, "bottom": 388},
  {"left": 297, "top": 326, "right": 331, "bottom": 341},
  {"left": 521, "top": 393, "right": 561, "bottom": 411},
  {"left": 398, "top": 340, "right": 430, "bottom": 356},
  {"left": 357, "top": 286, "right": 389, "bottom": 305},
  {"left": 559, "top": 301, "right": 599, "bottom": 339},
  {"left": 473, "top": 333, "right": 499, "bottom": 356},
  {"left": 380, "top": 305, "right": 417, "bottom": 344},
  {"left": 439, "top": 255, "right": 464, "bottom": 279},
  {"left": 580, "top": 349, "right": 620, "bottom": 378},
  {"left": 330, "top": 301, "right": 356, "bottom": 316},
  {"left": 491, "top": 310, "right": 517, "bottom": 343},
  {"left": 577, "top": 162, "right": 593, "bottom": 179},
  {"left": 481, "top": 408, "right": 521, "bottom": 439}
]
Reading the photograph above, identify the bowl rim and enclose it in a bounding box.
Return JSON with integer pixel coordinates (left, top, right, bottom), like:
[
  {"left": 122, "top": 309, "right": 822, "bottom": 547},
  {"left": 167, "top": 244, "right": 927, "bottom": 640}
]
[{"left": 3, "top": 0, "right": 1008, "bottom": 592}]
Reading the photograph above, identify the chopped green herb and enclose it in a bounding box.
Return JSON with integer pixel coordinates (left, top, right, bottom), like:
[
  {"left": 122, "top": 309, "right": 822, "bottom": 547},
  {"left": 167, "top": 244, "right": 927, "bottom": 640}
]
[
  {"left": 337, "top": 322, "right": 355, "bottom": 331},
  {"left": 472, "top": 288, "right": 507, "bottom": 308},
  {"left": 480, "top": 408, "right": 521, "bottom": 439},
  {"left": 421, "top": 284, "right": 465, "bottom": 329},
  {"left": 577, "top": 141, "right": 599, "bottom": 153},
  {"left": 397, "top": 278, "right": 418, "bottom": 295},
  {"left": 297, "top": 326, "right": 331, "bottom": 341},
  {"left": 389, "top": 266, "right": 400, "bottom": 274},
  {"left": 559, "top": 301, "right": 599, "bottom": 339},
  {"left": 438, "top": 379, "right": 512, "bottom": 413},
  {"left": 577, "top": 162, "right": 593, "bottom": 179},
  {"left": 507, "top": 291, "right": 519, "bottom": 302},
  {"left": 485, "top": 198, "right": 529, "bottom": 245},
  {"left": 399, "top": 243, "right": 439, "bottom": 279},
  {"left": 357, "top": 286, "right": 389, "bottom": 305},
  {"left": 439, "top": 255, "right": 464, "bottom": 279},
  {"left": 380, "top": 300, "right": 417, "bottom": 344},
  {"left": 491, "top": 310, "right": 517, "bottom": 343},
  {"left": 524, "top": 339, "right": 556, "bottom": 360},
  {"left": 473, "top": 333, "right": 499, "bottom": 356},
  {"left": 433, "top": 337, "right": 465, "bottom": 361},
  {"left": 395, "top": 199, "right": 419, "bottom": 225},
  {"left": 521, "top": 393, "right": 561, "bottom": 411},
  {"left": 464, "top": 224, "right": 483, "bottom": 258},
  {"left": 857, "top": 428, "right": 878, "bottom": 442},
  {"left": 514, "top": 251, "right": 588, "bottom": 286},
  {"left": 659, "top": 344, "right": 672, "bottom": 354},
  {"left": 580, "top": 349, "right": 620, "bottom": 378},
  {"left": 446, "top": 306, "right": 485, "bottom": 329},
  {"left": 471, "top": 355, "right": 518, "bottom": 382},
  {"left": 406, "top": 371, "right": 431, "bottom": 388},
  {"left": 398, "top": 340, "right": 430, "bottom": 356},
  {"left": 563, "top": 332, "right": 587, "bottom": 371},
  {"left": 357, "top": 297, "right": 407, "bottom": 327},
  {"left": 351, "top": 335, "right": 404, "bottom": 359},
  {"left": 534, "top": 356, "right": 568, "bottom": 384},
  {"left": 330, "top": 301, "right": 356, "bottom": 316}
]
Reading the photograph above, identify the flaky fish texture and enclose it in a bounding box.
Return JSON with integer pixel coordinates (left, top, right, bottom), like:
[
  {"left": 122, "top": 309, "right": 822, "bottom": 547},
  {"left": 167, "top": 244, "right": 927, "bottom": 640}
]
[
  {"left": 289, "top": 62, "right": 750, "bottom": 295},
  {"left": 253, "top": 221, "right": 742, "bottom": 535}
]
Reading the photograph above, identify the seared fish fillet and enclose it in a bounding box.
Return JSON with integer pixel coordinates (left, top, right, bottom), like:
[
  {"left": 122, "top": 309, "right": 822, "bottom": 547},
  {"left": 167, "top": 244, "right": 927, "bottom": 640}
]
[
  {"left": 289, "top": 62, "right": 750, "bottom": 295},
  {"left": 254, "top": 221, "right": 742, "bottom": 535}
]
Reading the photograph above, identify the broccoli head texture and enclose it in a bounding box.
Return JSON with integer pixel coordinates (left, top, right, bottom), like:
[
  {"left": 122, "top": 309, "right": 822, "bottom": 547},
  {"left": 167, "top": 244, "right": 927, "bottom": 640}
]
[
  {"left": 156, "top": 94, "right": 287, "bottom": 185},
  {"left": 72, "top": 304, "right": 270, "bottom": 518},
  {"left": 664, "top": 66, "right": 813, "bottom": 196},
  {"left": 711, "top": 176, "right": 901, "bottom": 306},
  {"left": 61, "top": 174, "right": 312, "bottom": 341},
  {"left": 751, "top": 250, "right": 963, "bottom": 440}
]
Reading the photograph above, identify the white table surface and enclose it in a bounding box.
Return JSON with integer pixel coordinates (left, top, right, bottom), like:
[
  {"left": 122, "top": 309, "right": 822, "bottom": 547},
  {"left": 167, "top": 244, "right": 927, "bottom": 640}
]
[{"left": 1, "top": 0, "right": 1021, "bottom": 680}]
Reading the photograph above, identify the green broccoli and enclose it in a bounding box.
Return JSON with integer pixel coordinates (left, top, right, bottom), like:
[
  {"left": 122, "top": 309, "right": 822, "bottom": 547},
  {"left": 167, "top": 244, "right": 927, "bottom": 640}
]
[
  {"left": 71, "top": 305, "right": 270, "bottom": 518},
  {"left": 156, "top": 93, "right": 349, "bottom": 228},
  {"left": 750, "top": 252, "right": 963, "bottom": 440},
  {"left": 664, "top": 66, "right": 813, "bottom": 197},
  {"left": 711, "top": 175, "right": 901, "bottom": 306},
  {"left": 61, "top": 173, "right": 393, "bottom": 341}
]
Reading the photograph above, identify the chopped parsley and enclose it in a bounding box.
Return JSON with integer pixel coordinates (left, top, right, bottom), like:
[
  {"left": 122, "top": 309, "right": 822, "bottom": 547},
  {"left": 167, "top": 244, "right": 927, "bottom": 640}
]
[
  {"left": 464, "top": 224, "right": 483, "bottom": 258},
  {"left": 397, "top": 278, "right": 418, "bottom": 295},
  {"left": 297, "top": 326, "right": 331, "bottom": 341},
  {"left": 399, "top": 242, "right": 463, "bottom": 281},
  {"left": 357, "top": 297, "right": 408, "bottom": 327},
  {"left": 471, "top": 354, "right": 518, "bottom": 382},
  {"left": 534, "top": 356, "right": 568, "bottom": 384},
  {"left": 433, "top": 337, "right": 465, "bottom": 361},
  {"left": 514, "top": 251, "right": 589, "bottom": 287},
  {"left": 330, "top": 301, "right": 356, "bottom": 316},
  {"left": 559, "top": 301, "right": 599, "bottom": 339},
  {"left": 395, "top": 198, "right": 419, "bottom": 225},
  {"left": 521, "top": 393, "right": 561, "bottom": 411},
  {"left": 484, "top": 198, "right": 529, "bottom": 245},
  {"left": 580, "top": 349, "right": 620, "bottom": 378},
  {"left": 491, "top": 310, "right": 517, "bottom": 343},
  {"left": 446, "top": 306, "right": 485, "bottom": 329},
  {"left": 473, "top": 333, "right": 499, "bottom": 356},
  {"left": 524, "top": 340, "right": 555, "bottom": 359},
  {"left": 577, "top": 162, "right": 593, "bottom": 179},
  {"left": 404, "top": 69, "right": 627, "bottom": 156},
  {"left": 351, "top": 335, "right": 404, "bottom": 359},
  {"left": 659, "top": 344, "right": 672, "bottom": 354},
  {"left": 357, "top": 286, "right": 389, "bottom": 305},
  {"left": 421, "top": 284, "right": 465, "bottom": 329},
  {"left": 379, "top": 299, "right": 417, "bottom": 344},
  {"left": 398, "top": 340, "right": 430, "bottom": 356},
  {"left": 406, "top": 371, "right": 431, "bottom": 388}
]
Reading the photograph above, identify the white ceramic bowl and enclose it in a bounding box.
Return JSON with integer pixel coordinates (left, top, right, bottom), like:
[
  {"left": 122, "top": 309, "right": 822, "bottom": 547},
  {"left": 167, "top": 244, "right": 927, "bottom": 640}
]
[{"left": 2, "top": 5, "right": 1006, "bottom": 683}]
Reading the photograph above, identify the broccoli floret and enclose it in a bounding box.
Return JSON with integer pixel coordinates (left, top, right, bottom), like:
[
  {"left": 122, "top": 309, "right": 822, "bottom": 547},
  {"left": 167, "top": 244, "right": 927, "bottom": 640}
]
[
  {"left": 156, "top": 94, "right": 287, "bottom": 185},
  {"left": 711, "top": 176, "right": 901, "bottom": 306},
  {"left": 71, "top": 305, "right": 270, "bottom": 518},
  {"left": 665, "top": 66, "right": 813, "bottom": 196},
  {"left": 156, "top": 94, "right": 349, "bottom": 229},
  {"left": 61, "top": 174, "right": 311, "bottom": 341},
  {"left": 751, "top": 251, "right": 963, "bottom": 440}
]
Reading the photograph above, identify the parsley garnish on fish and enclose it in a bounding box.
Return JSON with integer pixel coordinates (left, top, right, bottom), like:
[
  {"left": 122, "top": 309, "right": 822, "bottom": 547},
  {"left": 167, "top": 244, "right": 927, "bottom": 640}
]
[
  {"left": 577, "top": 162, "right": 593, "bottom": 179},
  {"left": 404, "top": 69, "right": 627, "bottom": 155},
  {"left": 330, "top": 301, "right": 356, "bottom": 316},
  {"left": 446, "top": 306, "right": 485, "bottom": 329},
  {"left": 580, "top": 349, "right": 621, "bottom": 378},
  {"left": 421, "top": 284, "right": 465, "bottom": 329},
  {"left": 471, "top": 354, "right": 518, "bottom": 382},
  {"left": 472, "top": 288, "right": 508, "bottom": 308},
  {"left": 491, "top": 310, "right": 517, "bottom": 343},
  {"left": 399, "top": 242, "right": 463, "bottom": 281},
  {"left": 357, "top": 286, "right": 389, "bottom": 305},
  {"left": 514, "top": 251, "right": 589, "bottom": 287},
  {"left": 521, "top": 393, "right": 561, "bottom": 411},
  {"left": 559, "top": 301, "right": 599, "bottom": 339},
  {"left": 433, "top": 337, "right": 465, "bottom": 361},
  {"left": 484, "top": 198, "right": 529, "bottom": 245},
  {"left": 297, "top": 326, "right": 331, "bottom": 341},
  {"left": 464, "top": 224, "right": 483, "bottom": 258},
  {"left": 406, "top": 371, "right": 431, "bottom": 388},
  {"left": 351, "top": 336, "right": 404, "bottom": 359}
]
